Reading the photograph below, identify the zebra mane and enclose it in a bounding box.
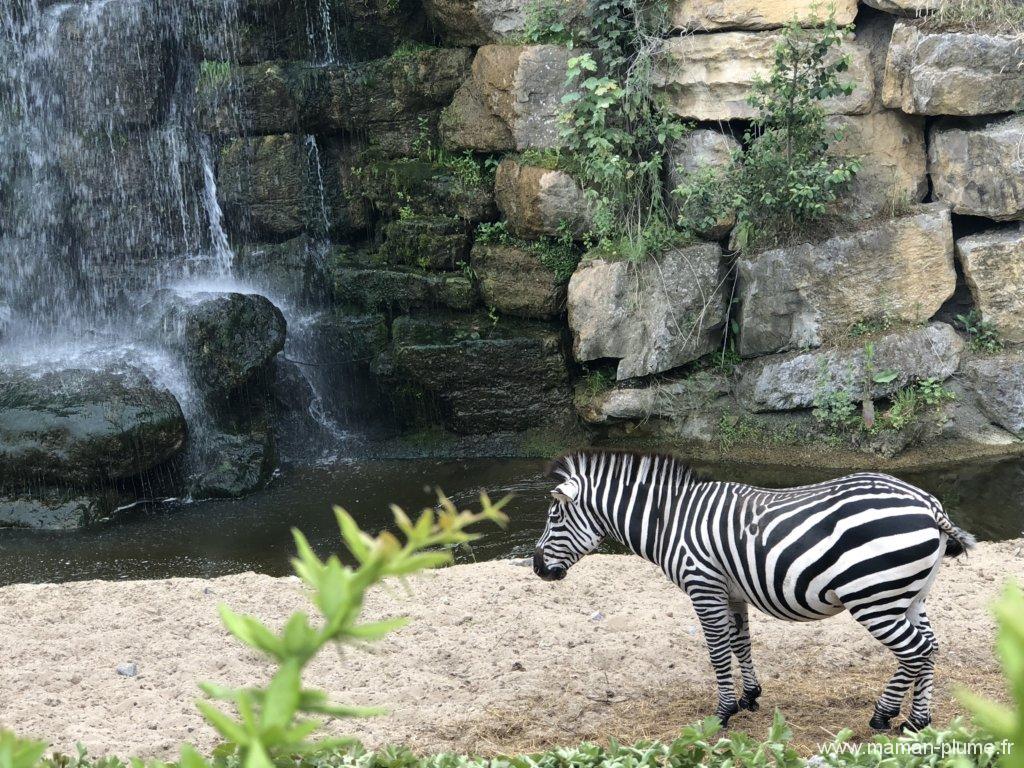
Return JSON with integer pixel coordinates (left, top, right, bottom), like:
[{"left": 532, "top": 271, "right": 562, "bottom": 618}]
[{"left": 546, "top": 448, "right": 706, "bottom": 486}]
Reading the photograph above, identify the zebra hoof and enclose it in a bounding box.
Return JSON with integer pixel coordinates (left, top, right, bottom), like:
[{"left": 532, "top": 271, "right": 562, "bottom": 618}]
[
  {"left": 716, "top": 702, "right": 741, "bottom": 727},
  {"left": 739, "top": 685, "right": 762, "bottom": 711},
  {"left": 899, "top": 717, "right": 930, "bottom": 734},
  {"left": 868, "top": 713, "right": 895, "bottom": 731}
]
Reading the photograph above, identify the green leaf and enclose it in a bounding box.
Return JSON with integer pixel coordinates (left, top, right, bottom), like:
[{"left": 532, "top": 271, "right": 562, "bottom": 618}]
[
  {"left": 261, "top": 659, "right": 302, "bottom": 730},
  {"left": 195, "top": 700, "right": 250, "bottom": 746}
]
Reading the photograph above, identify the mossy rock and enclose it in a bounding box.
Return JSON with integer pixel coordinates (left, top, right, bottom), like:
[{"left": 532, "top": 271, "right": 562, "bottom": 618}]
[
  {"left": 380, "top": 216, "right": 470, "bottom": 270},
  {"left": 360, "top": 158, "right": 496, "bottom": 222}
]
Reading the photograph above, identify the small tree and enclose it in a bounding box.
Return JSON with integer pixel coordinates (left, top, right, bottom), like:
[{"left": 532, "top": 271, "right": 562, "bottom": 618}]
[{"left": 674, "top": 13, "right": 861, "bottom": 252}]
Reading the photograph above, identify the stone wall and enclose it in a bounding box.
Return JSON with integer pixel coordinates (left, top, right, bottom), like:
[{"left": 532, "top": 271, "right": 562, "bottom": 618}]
[{"left": 202, "top": 0, "right": 1024, "bottom": 464}]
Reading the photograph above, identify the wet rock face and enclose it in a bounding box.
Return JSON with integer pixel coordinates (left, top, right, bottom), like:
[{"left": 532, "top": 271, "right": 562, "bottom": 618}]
[
  {"left": 390, "top": 314, "right": 572, "bottom": 433},
  {"left": 737, "top": 205, "right": 956, "bottom": 357},
  {"left": 958, "top": 226, "right": 1024, "bottom": 344},
  {"left": 929, "top": 115, "right": 1024, "bottom": 221},
  {"left": 882, "top": 23, "right": 1024, "bottom": 116},
  {"left": 963, "top": 354, "right": 1024, "bottom": 436},
  {"left": 471, "top": 243, "right": 565, "bottom": 320},
  {"left": 149, "top": 292, "right": 287, "bottom": 401},
  {"left": 667, "top": 0, "right": 857, "bottom": 31},
  {"left": 0, "top": 489, "right": 127, "bottom": 530},
  {"left": 568, "top": 243, "right": 727, "bottom": 381},
  {"left": 0, "top": 365, "right": 187, "bottom": 489},
  {"left": 189, "top": 428, "right": 276, "bottom": 499},
  {"left": 654, "top": 32, "right": 873, "bottom": 121},
  {"left": 736, "top": 323, "right": 965, "bottom": 412}
]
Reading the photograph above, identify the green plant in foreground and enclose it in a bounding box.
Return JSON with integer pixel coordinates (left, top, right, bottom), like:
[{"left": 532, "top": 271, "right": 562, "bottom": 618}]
[
  {"left": 674, "top": 13, "right": 861, "bottom": 252},
  {"left": 192, "top": 493, "right": 508, "bottom": 768},
  {"left": 0, "top": 732, "right": 47, "bottom": 768},
  {"left": 962, "top": 582, "right": 1024, "bottom": 768}
]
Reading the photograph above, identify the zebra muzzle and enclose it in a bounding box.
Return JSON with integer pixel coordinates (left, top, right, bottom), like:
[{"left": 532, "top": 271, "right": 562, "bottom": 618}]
[{"left": 533, "top": 549, "right": 567, "bottom": 581}]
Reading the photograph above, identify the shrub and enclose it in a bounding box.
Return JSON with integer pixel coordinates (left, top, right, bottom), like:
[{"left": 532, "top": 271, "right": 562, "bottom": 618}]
[
  {"left": 956, "top": 311, "right": 1003, "bottom": 354},
  {"left": 673, "top": 14, "right": 861, "bottom": 252}
]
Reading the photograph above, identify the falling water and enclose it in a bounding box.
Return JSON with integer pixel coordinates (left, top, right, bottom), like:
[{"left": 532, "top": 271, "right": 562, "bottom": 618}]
[{"left": 305, "top": 135, "right": 333, "bottom": 233}]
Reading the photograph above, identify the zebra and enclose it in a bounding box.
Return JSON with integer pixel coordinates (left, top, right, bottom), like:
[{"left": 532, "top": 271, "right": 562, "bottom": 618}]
[{"left": 532, "top": 449, "right": 976, "bottom": 732}]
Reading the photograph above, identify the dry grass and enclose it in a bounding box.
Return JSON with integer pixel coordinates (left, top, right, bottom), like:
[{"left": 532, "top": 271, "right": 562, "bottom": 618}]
[{"left": 923, "top": 0, "right": 1024, "bottom": 34}]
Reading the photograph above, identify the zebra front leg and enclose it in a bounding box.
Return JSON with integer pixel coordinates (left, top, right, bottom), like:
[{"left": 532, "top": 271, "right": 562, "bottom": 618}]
[
  {"left": 693, "top": 599, "right": 740, "bottom": 726},
  {"left": 729, "top": 600, "right": 762, "bottom": 712}
]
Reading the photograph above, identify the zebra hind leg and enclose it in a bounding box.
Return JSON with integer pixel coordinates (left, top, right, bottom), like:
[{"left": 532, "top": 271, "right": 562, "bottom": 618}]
[
  {"left": 854, "top": 612, "right": 936, "bottom": 731},
  {"left": 729, "top": 601, "right": 762, "bottom": 712},
  {"left": 693, "top": 598, "right": 740, "bottom": 726},
  {"left": 903, "top": 604, "right": 937, "bottom": 732}
]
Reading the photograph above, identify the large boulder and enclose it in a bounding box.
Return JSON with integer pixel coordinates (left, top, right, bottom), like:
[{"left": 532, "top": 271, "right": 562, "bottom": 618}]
[
  {"left": 962, "top": 354, "right": 1024, "bottom": 436},
  {"left": 667, "top": 0, "right": 856, "bottom": 31},
  {"left": 957, "top": 226, "right": 1024, "bottom": 343},
  {"left": 882, "top": 23, "right": 1024, "bottom": 116},
  {"left": 471, "top": 242, "right": 565, "bottom": 319},
  {"left": 423, "top": 0, "right": 586, "bottom": 45},
  {"left": 666, "top": 128, "right": 740, "bottom": 239},
  {"left": 653, "top": 32, "right": 873, "bottom": 121},
  {"left": 827, "top": 110, "right": 928, "bottom": 220},
  {"left": 189, "top": 428, "right": 276, "bottom": 499},
  {"left": 929, "top": 115, "right": 1024, "bottom": 221},
  {"left": 494, "top": 158, "right": 591, "bottom": 238},
  {"left": 440, "top": 44, "right": 577, "bottom": 151},
  {"left": 0, "top": 365, "right": 186, "bottom": 488},
  {"left": 737, "top": 205, "right": 956, "bottom": 357},
  {"left": 149, "top": 292, "right": 287, "bottom": 401},
  {"left": 568, "top": 243, "right": 727, "bottom": 380},
  {"left": 390, "top": 314, "right": 573, "bottom": 433},
  {"left": 736, "top": 323, "right": 964, "bottom": 412}
]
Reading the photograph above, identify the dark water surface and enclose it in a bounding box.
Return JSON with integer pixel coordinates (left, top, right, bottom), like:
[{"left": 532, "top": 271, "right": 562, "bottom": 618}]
[{"left": 1, "top": 456, "right": 1022, "bottom": 586}]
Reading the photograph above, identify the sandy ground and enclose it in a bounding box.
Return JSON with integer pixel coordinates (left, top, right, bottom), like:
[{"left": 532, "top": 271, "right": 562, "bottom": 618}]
[{"left": 1, "top": 543, "right": 1022, "bottom": 759}]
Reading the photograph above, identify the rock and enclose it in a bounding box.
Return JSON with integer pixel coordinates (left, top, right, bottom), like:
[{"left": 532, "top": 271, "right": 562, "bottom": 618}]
[
  {"left": 578, "top": 373, "right": 731, "bottom": 424},
  {"left": 666, "top": 129, "right": 740, "bottom": 239},
  {"left": 737, "top": 205, "right": 956, "bottom": 357},
  {"left": 0, "top": 489, "right": 126, "bottom": 531},
  {"left": 218, "top": 134, "right": 365, "bottom": 239},
  {"left": 471, "top": 243, "right": 565, "bottom": 319},
  {"left": 440, "top": 44, "right": 577, "bottom": 151},
  {"left": 190, "top": 428, "right": 275, "bottom": 498},
  {"left": 827, "top": 110, "right": 927, "bottom": 219},
  {"left": 360, "top": 158, "right": 496, "bottom": 223},
  {"left": 962, "top": 354, "right": 1024, "bottom": 436},
  {"left": 737, "top": 323, "right": 964, "bottom": 412},
  {"left": 957, "top": 226, "right": 1024, "bottom": 343},
  {"left": 0, "top": 365, "right": 186, "bottom": 488},
  {"left": 116, "top": 663, "right": 138, "bottom": 678},
  {"left": 391, "top": 314, "right": 572, "bottom": 433},
  {"left": 882, "top": 23, "right": 1024, "bottom": 116},
  {"left": 667, "top": 0, "right": 856, "bottom": 31},
  {"left": 327, "top": 250, "right": 480, "bottom": 312},
  {"left": 568, "top": 243, "right": 727, "bottom": 380},
  {"left": 423, "top": 0, "right": 586, "bottom": 45},
  {"left": 863, "top": 0, "right": 939, "bottom": 11},
  {"left": 149, "top": 292, "right": 286, "bottom": 401},
  {"left": 234, "top": 235, "right": 327, "bottom": 303},
  {"left": 654, "top": 31, "right": 873, "bottom": 121},
  {"left": 929, "top": 115, "right": 1024, "bottom": 221},
  {"left": 380, "top": 216, "right": 471, "bottom": 271},
  {"left": 494, "top": 158, "right": 591, "bottom": 239}
]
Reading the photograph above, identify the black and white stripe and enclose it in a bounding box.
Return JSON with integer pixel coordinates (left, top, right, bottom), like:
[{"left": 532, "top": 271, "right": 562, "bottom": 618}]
[{"left": 533, "top": 450, "right": 976, "bottom": 731}]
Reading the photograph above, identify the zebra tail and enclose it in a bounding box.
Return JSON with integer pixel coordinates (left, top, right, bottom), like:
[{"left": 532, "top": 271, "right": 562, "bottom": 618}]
[{"left": 933, "top": 504, "right": 977, "bottom": 558}]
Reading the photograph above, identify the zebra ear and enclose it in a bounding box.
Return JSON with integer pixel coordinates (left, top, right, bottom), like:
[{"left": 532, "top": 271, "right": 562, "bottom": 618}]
[{"left": 551, "top": 480, "right": 578, "bottom": 504}]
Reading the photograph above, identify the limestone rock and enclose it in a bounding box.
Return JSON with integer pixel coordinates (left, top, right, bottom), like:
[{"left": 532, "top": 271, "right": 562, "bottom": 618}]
[
  {"left": 0, "top": 365, "right": 186, "bottom": 488},
  {"left": 360, "top": 158, "right": 496, "bottom": 223},
  {"left": 494, "top": 158, "right": 591, "bottom": 238},
  {"left": 471, "top": 243, "right": 565, "bottom": 319},
  {"left": 863, "top": 0, "right": 939, "bottom": 11},
  {"left": 666, "top": 129, "right": 740, "bottom": 239},
  {"left": 929, "top": 115, "right": 1024, "bottom": 221},
  {"left": 882, "top": 23, "right": 1024, "bottom": 116},
  {"left": 424, "top": 0, "right": 586, "bottom": 45},
  {"left": 737, "top": 323, "right": 964, "bottom": 412},
  {"left": 577, "top": 374, "right": 730, "bottom": 424},
  {"left": 827, "top": 110, "right": 928, "bottom": 220},
  {"left": 441, "top": 44, "right": 577, "bottom": 151},
  {"left": 667, "top": 0, "right": 856, "bottom": 31},
  {"left": 957, "top": 226, "right": 1024, "bottom": 343},
  {"left": 737, "top": 205, "right": 956, "bottom": 356},
  {"left": 380, "top": 216, "right": 471, "bottom": 271},
  {"left": 568, "top": 243, "right": 727, "bottom": 380},
  {"left": 391, "top": 314, "right": 572, "bottom": 433},
  {"left": 654, "top": 31, "right": 873, "bottom": 121},
  {"left": 962, "top": 354, "right": 1024, "bottom": 435}
]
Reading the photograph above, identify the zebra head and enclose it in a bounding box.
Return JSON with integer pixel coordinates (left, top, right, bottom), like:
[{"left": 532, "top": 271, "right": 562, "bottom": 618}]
[{"left": 533, "top": 472, "right": 605, "bottom": 581}]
